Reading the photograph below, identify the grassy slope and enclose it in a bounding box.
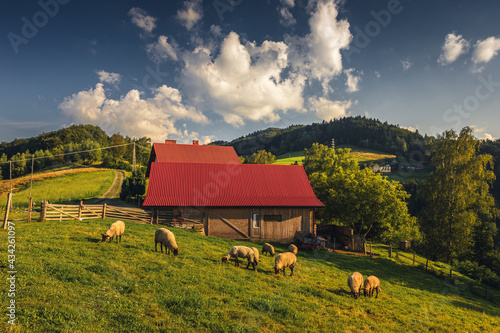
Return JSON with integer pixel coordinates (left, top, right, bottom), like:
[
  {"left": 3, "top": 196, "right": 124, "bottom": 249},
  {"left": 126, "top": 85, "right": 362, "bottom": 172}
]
[
  {"left": 1, "top": 220, "right": 499, "bottom": 332},
  {"left": 274, "top": 146, "right": 396, "bottom": 165},
  {"left": 0, "top": 170, "right": 115, "bottom": 210}
]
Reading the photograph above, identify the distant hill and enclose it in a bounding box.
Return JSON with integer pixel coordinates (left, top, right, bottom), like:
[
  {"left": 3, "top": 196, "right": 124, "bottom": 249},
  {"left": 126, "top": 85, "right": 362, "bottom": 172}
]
[
  {"left": 214, "top": 116, "right": 429, "bottom": 160},
  {"left": 0, "top": 124, "right": 109, "bottom": 159}
]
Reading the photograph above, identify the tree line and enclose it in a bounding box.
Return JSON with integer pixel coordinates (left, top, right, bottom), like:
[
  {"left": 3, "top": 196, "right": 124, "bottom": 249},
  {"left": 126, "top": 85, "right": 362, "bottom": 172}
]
[{"left": 0, "top": 124, "right": 151, "bottom": 180}]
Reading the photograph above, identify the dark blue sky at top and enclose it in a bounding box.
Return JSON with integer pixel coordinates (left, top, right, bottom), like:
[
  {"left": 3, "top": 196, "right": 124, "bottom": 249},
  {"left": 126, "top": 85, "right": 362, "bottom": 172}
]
[{"left": 1, "top": 0, "right": 500, "bottom": 144}]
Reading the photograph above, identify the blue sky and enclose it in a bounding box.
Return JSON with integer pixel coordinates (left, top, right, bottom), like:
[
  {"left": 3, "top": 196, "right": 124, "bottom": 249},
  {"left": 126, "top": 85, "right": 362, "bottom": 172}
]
[{"left": 2, "top": 0, "right": 500, "bottom": 144}]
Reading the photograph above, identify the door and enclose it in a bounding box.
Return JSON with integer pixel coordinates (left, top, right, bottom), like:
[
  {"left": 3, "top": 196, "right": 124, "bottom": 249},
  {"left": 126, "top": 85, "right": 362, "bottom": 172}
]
[{"left": 251, "top": 212, "right": 260, "bottom": 238}]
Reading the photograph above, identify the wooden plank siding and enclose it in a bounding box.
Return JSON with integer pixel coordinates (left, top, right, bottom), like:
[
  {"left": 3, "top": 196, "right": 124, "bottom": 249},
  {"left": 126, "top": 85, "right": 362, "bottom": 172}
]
[{"left": 206, "top": 207, "right": 314, "bottom": 242}]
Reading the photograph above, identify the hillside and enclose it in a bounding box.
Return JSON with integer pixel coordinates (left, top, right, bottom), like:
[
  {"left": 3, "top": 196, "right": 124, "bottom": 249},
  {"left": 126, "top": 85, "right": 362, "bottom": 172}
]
[
  {"left": 1, "top": 220, "right": 499, "bottom": 332},
  {"left": 217, "top": 117, "right": 427, "bottom": 160}
]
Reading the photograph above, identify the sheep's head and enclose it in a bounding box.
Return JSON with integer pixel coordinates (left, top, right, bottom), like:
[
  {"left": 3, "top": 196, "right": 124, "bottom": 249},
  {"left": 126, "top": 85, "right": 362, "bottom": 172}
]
[
  {"left": 173, "top": 248, "right": 179, "bottom": 256},
  {"left": 274, "top": 267, "right": 280, "bottom": 274},
  {"left": 221, "top": 255, "right": 230, "bottom": 263},
  {"left": 364, "top": 287, "right": 369, "bottom": 297},
  {"left": 101, "top": 234, "right": 110, "bottom": 242}
]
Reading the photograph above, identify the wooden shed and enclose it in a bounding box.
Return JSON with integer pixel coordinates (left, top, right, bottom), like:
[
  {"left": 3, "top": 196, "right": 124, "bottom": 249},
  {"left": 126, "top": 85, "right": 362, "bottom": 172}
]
[{"left": 142, "top": 162, "right": 323, "bottom": 242}]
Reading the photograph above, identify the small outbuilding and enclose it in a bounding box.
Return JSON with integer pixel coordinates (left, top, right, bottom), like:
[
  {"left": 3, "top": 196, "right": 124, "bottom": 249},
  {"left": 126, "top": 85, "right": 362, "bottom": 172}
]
[{"left": 143, "top": 162, "right": 323, "bottom": 242}]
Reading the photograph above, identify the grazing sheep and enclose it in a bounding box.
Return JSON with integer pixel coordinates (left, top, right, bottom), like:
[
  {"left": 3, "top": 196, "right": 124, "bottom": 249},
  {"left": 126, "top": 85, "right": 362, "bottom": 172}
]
[
  {"left": 101, "top": 220, "right": 125, "bottom": 243},
  {"left": 275, "top": 252, "right": 297, "bottom": 276},
  {"left": 155, "top": 228, "right": 179, "bottom": 256},
  {"left": 364, "top": 276, "right": 381, "bottom": 298},
  {"left": 289, "top": 244, "right": 298, "bottom": 255},
  {"left": 251, "top": 247, "right": 260, "bottom": 264},
  {"left": 221, "top": 246, "right": 257, "bottom": 270},
  {"left": 262, "top": 243, "right": 275, "bottom": 256},
  {"left": 347, "top": 272, "right": 363, "bottom": 299}
]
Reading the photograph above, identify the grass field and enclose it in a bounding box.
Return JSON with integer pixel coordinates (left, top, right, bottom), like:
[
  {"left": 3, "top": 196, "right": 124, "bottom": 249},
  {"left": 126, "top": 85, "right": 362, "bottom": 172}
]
[
  {"left": 274, "top": 146, "right": 396, "bottom": 166},
  {"left": 0, "top": 170, "right": 115, "bottom": 210},
  {"left": 1, "top": 219, "right": 499, "bottom": 332}
]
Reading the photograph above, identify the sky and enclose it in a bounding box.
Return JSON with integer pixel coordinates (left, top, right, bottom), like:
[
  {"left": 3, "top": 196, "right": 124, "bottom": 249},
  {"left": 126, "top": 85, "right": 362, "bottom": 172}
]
[{"left": 1, "top": 0, "right": 500, "bottom": 144}]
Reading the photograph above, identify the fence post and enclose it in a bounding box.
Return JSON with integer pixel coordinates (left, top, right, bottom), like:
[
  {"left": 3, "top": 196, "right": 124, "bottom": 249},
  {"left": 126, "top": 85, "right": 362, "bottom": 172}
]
[
  {"left": 102, "top": 203, "right": 107, "bottom": 219},
  {"left": 155, "top": 209, "right": 159, "bottom": 225},
  {"left": 3, "top": 193, "right": 13, "bottom": 229},
  {"left": 389, "top": 245, "right": 392, "bottom": 258},
  {"left": 78, "top": 201, "right": 83, "bottom": 219},
  {"left": 39, "top": 200, "right": 47, "bottom": 222},
  {"left": 351, "top": 238, "right": 354, "bottom": 251},
  {"left": 150, "top": 209, "right": 154, "bottom": 224},
  {"left": 363, "top": 242, "right": 366, "bottom": 255},
  {"left": 27, "top": 197, "right": 33, "bottom": 223},
  {"left": 370, "top": 242, "right": 373, "bottom": 257}
]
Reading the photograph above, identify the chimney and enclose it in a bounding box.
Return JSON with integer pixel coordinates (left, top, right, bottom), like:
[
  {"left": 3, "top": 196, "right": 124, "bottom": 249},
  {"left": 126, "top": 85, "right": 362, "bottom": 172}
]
[
  {"left": 192, "top": 140, "right": 199, "bottom": 145},
  {"left": 165, "top": 140, "right": 177, "bottom": 144}
]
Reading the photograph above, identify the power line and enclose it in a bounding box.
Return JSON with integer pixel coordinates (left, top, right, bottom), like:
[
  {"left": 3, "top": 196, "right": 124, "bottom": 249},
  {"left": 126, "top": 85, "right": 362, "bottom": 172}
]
[{"left": 0, "top": 142, "right": 151, "bottom": 165}]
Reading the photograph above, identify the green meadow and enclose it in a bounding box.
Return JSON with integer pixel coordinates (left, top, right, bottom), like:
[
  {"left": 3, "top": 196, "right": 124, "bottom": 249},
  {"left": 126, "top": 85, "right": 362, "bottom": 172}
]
[
  {"left": 0, "top": 170, "right": 115, "bottom": 210},
  {"left": 1, "top": 219, "right": 499, "bottom": 332}
]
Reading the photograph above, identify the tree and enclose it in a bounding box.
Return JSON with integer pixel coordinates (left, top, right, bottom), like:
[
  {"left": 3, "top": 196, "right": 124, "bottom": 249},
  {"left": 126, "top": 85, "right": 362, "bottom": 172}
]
[
  {"left": 245, "top": 150, "right": 276, "bottom": 164},
  {"left": 420, "top": 127, "right": 498, "bottom": 263},
  {"left": 110, "top": 133, "right": 125, "bottom": 161},
  {"left": 120, "top": 168, "right": 146, "bottom": 203},
  {"left": 303, "top": 143, "right": 420, "bottom": 243}
]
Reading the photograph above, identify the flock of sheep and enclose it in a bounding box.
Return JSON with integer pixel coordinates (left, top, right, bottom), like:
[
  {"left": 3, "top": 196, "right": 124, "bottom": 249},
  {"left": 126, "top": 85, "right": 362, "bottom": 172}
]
[{"left": 101, "top": 220, "right": 381, "bottom": 298}]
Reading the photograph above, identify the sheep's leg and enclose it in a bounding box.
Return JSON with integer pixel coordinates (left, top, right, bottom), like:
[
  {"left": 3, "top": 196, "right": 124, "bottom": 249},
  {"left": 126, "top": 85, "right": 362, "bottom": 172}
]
[
  {"left": 235, "top": 257, "right": 239, "bottom": 267},
  {"left": 375, "top": 287, "right": 379, "bottom": 298},
  {"left": 160, "top": 243, "right": 164, "bottom": 253},
  {"left": 290, "top": 264, "right": 294, "bottom": 276},
  {"left": 109, "top": 236, "right": 113, "bottom": 243},
  {"left": 283, "top": 267, "right": 286, "bottom": 276},
  {"left": 167, "top": 247, "right": 170, "bottom": 255},
  {"left": 119, "top": 235, "right": 122, "bottom": 243}
]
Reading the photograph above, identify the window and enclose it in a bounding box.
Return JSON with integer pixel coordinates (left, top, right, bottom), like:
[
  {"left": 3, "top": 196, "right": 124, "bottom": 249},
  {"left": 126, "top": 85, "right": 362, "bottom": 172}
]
[
  {"left": 264, "top": 215, "right": 282, "bottom": 222},
  {"left": 252, "top": 213, "right": 260, "bottom": 228}
]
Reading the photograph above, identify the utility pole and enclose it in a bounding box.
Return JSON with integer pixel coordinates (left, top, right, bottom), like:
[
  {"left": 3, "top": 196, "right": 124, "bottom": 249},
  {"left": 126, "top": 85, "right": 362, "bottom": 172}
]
[{"left": 132, "top": 143, "right": 136, "bottom": 171}]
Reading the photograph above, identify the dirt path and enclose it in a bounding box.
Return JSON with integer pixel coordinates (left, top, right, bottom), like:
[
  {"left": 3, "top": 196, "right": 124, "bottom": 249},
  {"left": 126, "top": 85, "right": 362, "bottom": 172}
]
[{"left": 88, "top": 170, "right": 125, "bottom": 204}]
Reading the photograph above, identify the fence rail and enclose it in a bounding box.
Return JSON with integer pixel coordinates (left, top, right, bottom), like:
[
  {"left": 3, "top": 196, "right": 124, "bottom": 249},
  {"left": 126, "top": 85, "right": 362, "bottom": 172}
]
[{"left": 40, "top": 201, "right": 153, "bottom": 224}]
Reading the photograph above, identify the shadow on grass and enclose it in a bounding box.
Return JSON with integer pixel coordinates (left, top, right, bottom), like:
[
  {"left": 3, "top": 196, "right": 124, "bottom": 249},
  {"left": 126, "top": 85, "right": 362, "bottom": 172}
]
[
  {"left": 330, "top": 288, "right": 351, "bottom": 297},
  {"left": 85, "top": 237, "right": 100, "bottom": 243}
]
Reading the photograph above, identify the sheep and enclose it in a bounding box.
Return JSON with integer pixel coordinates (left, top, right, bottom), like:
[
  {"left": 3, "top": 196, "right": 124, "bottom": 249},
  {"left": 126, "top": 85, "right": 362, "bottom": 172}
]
[
  {"left": 347, "top": 272, "right": 363, "bottom": 299},
  {"left": 154, "top": 228, "right": 179, "bottom": 256},
  {"left": 275, "top": 252, "right": 297, "bottom": 276},
  {"left": 289, "top": 244, "right": 298, "bottom": 255},
  {"left": 221, "top": 246, "right": 257, "bottom": 270},
  {"left": 363, "top": 276, "right": 381, "bottom": 298},
  {"left": 101, "top": 220, "right": 125, "bottom": 243},
  {"left": 251, "top": 247, "right": 260, "bottom": 264},
  {"left": 262, "top": 243, "right": 275, "bottom": 256}
]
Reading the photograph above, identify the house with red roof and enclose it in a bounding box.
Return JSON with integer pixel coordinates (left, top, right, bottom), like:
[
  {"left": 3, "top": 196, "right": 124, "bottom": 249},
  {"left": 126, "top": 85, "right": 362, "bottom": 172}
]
[
  {"left": 145, "top": 140, "right": 241, "bottom": 177},
  {"left": 143, "top": 162, "right": 323, "bottom": 241}
]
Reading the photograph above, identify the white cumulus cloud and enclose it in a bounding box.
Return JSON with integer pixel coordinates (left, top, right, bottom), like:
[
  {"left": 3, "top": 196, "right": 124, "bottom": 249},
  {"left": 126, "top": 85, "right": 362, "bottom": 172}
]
[
  {"left": 181, "top": 32, "right": 306, "bottom": 127},
  {"left": 128, "top": 7, "right": 157, "bottom": 33},
  {"left": 438, "top": 33, "right": 470, "bottom": 65},
  {"left": 286, "top": 0, "right": 352, "bottom": 94},
  {"left": 279, "top": 7, "right": 297, "bottom": 27},
  {"left": 146, "top": 35, "right": 178, "bottom": 63},
  {"left": 308, "top": 97, "right": 352, "bottom": 121},
  {"left": 472, "top": 36, "right": 500, "bottom": 64},
  {"left": 344, "top": 68, "right": 362, "bottom": 93},
  {"left": 59, "top": 83, "right": 208, "bottom": 142},
  {"left": 177, "top": 0, "right": 203, "bottom": 30},
  {"left": 401, "top": 59, "right": 413, "bottom": 71},
  {"left": 96, "top": 70, "right": 122, "bottom": 85}
]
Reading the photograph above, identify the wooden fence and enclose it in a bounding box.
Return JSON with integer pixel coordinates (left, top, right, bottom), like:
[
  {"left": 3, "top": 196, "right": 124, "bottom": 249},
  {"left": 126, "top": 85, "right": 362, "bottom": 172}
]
[
  {"left": 39, "top": 201, "right": 203, "bottom": 227},
  {"left": 39, "top": 201, "right": 153, "bottom": 224}
]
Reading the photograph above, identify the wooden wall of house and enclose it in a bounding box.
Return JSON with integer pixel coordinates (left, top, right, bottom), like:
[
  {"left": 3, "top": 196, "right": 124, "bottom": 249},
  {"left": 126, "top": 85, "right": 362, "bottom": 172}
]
[{"left": 206, "top": 207, "right": 314, "bottom": 241}]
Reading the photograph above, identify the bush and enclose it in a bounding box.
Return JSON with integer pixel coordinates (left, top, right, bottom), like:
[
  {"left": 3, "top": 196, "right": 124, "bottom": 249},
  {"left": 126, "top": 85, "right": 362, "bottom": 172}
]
[{"left": 454, "top": 260, "right": 500, "bottom": 288}]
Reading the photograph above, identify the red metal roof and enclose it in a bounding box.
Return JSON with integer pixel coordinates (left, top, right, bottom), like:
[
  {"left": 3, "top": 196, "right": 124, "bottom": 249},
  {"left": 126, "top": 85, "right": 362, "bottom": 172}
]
[
  {"left": 143, "top": 162, "right": 324, "bottom": 208},
  {"left": 146, "top": 142, "right": 241, "bottom": 177}
]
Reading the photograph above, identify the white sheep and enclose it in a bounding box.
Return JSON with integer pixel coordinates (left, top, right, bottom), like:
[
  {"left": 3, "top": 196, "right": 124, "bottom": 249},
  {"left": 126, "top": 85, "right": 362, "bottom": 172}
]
[
  {"left": 275, "top": 252, "right": 297, "bottom": 276},
  {"left": 262, "top": 243, "right": 275, "bottom": 256},
  {"left": 289, "top": 244, "right": 298, "bottom": 255},
  {"left": 347, "top": 272, "right": 363, "bottom": 299},
  {"left": 251, "top": 247, "right": 259, "bottom": 264},
  {"left": 363, "top": 276, "right": 381, "bottom": 298},
  {"left": 221, "top": 246, "right": 257, "bottom": 270},
  {"left": 155, "top": 228, "right": 179, "bottom": 256},
  {"left": 101, "top": 220, "right": 125, "bottom": 243}
]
